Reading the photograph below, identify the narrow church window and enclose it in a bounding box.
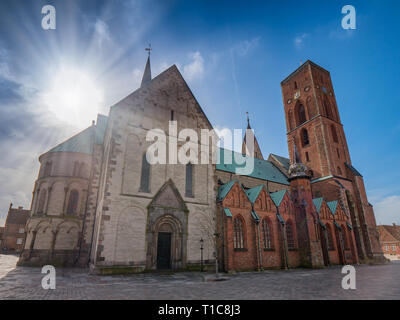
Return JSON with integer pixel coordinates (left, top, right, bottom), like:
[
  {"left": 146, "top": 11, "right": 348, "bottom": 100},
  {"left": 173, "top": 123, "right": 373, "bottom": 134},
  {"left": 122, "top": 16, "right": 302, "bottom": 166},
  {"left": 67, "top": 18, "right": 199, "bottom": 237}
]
[
  {"left": 308, "top": 169, "right": 314, "bottom": 178},
  {"left": 288, "top": 110, "right": 294, "bottom": 131},
  {"left": 326, "top": 224, "right": 335, "bottom": 250},
  {"left": 262, "top": 219, "right": 272, "bottom": 249},
  {"left": 43, "top": 162, "right": 52, "bottom": 177},
  {"left": 324, "top": 99, "right": 333, "bottom": 120},
  {"left": 337, "top": 166, "right": 343, "bottom": 176},
  {"left": 139, "top": 154, "right": 150, "bottom": 193},
  {"left": 234, "top": 217, "right": 245, "bottom": 249},
  {"left": 37, "top": 189, "right": 47, "bottom": 214},
  {"left": 67, "top": 190, "right": 79, "bottom": 215},
  {"left": 286, "top": 221, "right": 295, "bottom": 249},
  {"left": 337, "top": 148, "right": 340, "bottom": 158},
  {"left": 171, "top": 110, "right": 174, "bottom": 121},
  {"left": 331, "top": 125, "right": 338, "bottom": 143},
  {"left": 296, "top": 103, "right": 307, "bottom": 126},
  {"left": 301, "top": 128, "right": 310, "bottom": 146},
  {"left": 294, "top": 81, "right": 298, "bottom": 90},
  {"left": 305, "top": 152, "right": 310, "bottom": 162},
  {"left": 185, "top": 163, "right": 194, "bottom": 197},
  {"left": 79, "top": 163, "right": 85, "bottom": 177}
]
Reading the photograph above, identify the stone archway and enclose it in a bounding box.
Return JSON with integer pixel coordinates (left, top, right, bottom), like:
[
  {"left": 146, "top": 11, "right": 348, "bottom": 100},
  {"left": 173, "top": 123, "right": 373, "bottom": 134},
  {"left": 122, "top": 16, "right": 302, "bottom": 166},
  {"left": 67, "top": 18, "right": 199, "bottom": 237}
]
[
  {"left": 148, "top": 214, "right": 184, "bottom": 270},
  {"left": 145, "top": 179, "right": 188, "bottom": 270}
]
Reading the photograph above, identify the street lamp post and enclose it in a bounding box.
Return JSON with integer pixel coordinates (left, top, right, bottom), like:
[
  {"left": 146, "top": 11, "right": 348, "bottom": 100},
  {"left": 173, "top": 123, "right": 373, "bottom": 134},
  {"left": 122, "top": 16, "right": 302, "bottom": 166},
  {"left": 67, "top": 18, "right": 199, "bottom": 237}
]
[{"left": 200, "top": 238, "right": 204, "bottom": 272}]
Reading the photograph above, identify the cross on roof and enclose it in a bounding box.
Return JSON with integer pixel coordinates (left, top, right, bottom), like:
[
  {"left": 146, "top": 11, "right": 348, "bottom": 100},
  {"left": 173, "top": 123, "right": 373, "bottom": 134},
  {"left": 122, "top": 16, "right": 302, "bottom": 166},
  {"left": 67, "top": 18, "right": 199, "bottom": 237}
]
[{"left": 145, "top": 43, "right": 152, "bottom": 56}]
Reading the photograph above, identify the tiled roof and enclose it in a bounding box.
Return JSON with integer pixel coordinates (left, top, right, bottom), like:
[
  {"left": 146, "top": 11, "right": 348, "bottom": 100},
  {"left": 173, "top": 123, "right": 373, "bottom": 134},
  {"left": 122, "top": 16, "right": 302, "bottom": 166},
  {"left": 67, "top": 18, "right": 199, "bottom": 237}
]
[
  {"left": 217, "top": 148, "right": 289, "bottom": 185},
  {"left": 312, "top": 197, "right": 324, "bottom": 213},
  {"left": 245, "top": 185, "right": 264, "bottom": 204},
  {"left": 223, "top": 207, "right": 232, "bottom": 217},
  {"left": 327, "top": 200, "right": 338, "bottom": 215},
  {"left": 269, "top": 153, "right": 290, "bottom": 170},
  {"left": 47, "top": 114, "right": 108, "bottom": 155},
  {"left": 217, "top": 180, "right": 237, "bottom": 202},
  {"left": 379, "top": 225, "right": 400, "bottom": 242},
  {"left": 270, "top": 189, "right": 287, "bottom": 207}
]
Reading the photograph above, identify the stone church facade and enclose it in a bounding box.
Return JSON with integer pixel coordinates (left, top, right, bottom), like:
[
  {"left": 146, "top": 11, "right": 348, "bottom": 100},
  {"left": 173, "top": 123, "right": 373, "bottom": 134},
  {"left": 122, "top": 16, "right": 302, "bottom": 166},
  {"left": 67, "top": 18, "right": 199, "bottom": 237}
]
[{"left": 18, "top": 57, "right": 385, "bottom": 273}]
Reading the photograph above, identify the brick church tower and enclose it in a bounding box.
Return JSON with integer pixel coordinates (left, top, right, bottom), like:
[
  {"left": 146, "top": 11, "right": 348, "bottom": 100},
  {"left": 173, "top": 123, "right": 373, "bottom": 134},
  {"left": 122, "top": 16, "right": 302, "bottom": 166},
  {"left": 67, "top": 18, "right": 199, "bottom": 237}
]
[{"left": 280, "top": 60, "right": 384, "bottom": 263}]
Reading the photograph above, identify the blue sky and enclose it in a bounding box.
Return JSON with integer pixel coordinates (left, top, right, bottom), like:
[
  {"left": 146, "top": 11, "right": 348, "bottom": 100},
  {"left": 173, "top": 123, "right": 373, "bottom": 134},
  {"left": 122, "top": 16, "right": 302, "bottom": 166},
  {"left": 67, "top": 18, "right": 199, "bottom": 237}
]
[{"left": 0, "top": 0, "right": 399, "bottom": 225}]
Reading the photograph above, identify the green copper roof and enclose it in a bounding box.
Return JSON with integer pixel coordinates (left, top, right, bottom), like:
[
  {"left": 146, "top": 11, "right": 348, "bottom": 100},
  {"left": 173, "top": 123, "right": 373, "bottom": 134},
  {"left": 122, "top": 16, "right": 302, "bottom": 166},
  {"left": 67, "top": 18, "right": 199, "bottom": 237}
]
[
  {"left": 251, "top": 210, "right": 260, "bottom": 222},
  {"left": 245, "top": 185, "right": 264, "bottom": 204},
  {"left": 276, "top": 213, "right": 285, "bottom": 224},
  {"left": 334, "top": 221, "right": 342, "bottom": 230},
  {"left": 217, "top": 148, "right": 289, "bottom": 185},
  {"left": 47, "top": 114, "right": 108, "bottom": 155},
  {"left": 311, "top": 175, "right": 334, "bottom": 184},
  {"left": 346, "top": 222, "right": 353, "bottom": 230},
  {"left": 48, "top": 126, "right": 94, "bottom": 155},
  {"left": 270, "top": 189, "right": 287, "bottom": 207},
  {"left": 223, "top": 207, "right": 232, "bottom": 217},
  {"left": 217, "top": 180, "right": 237, "bottom": 202},
  {"left": 327, "top": 200, "right": 338, "bottom": 216},
  {"left": 270, "top": 153, "right": 290, "bottom": 170},
  {"left": 312, "top": 197, "right": 324, "bottom": 213}
]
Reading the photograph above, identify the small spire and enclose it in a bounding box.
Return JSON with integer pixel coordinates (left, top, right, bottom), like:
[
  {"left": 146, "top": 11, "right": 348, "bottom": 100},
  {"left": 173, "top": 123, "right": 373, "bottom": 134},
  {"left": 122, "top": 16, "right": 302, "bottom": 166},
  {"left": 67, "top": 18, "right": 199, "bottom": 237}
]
[
  {"left": 141, "top": 44, "right": 152, "bottom": 87},
  {"left": 246, "top": 112, "right": 251, "bottom": 129}
]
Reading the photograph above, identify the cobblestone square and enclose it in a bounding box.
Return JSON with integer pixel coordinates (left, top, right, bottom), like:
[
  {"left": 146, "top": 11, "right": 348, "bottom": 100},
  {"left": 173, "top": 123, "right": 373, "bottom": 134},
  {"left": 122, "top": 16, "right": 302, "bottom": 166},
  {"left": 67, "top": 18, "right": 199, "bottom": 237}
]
[{"left": 0, "top": 254, "right": 399, "bottom": 300}]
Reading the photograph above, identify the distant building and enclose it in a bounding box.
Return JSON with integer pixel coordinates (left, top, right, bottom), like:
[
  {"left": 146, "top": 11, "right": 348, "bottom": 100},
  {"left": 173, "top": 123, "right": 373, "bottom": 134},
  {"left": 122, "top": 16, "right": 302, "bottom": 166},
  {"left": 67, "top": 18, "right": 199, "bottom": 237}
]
[
  {"left": 1, "top": 204, "right": 30, "bottom": 252},
  {"left": 378, "top": 224, "right": 400, "bottom": 260},
  {"left": 0, "top": 227, "right": 4, "bottom": 247}
]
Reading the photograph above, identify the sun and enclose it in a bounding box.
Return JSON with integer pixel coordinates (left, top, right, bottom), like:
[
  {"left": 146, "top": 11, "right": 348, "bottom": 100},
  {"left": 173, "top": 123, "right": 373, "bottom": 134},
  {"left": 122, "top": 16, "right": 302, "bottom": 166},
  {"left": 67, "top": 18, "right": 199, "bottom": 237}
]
[{"left": 41, "top": 66, "right": 104, "bottom": 128}]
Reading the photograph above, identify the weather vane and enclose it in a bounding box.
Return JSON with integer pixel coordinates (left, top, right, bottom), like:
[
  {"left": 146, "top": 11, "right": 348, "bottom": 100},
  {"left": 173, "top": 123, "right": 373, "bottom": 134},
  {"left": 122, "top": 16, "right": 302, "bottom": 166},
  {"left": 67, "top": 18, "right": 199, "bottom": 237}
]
[
  {"left": 246, "top": 111, "right": 250, "bottom": 127},
  {"left": 145, "top": 43, "right": 152, "bottom": 57}
]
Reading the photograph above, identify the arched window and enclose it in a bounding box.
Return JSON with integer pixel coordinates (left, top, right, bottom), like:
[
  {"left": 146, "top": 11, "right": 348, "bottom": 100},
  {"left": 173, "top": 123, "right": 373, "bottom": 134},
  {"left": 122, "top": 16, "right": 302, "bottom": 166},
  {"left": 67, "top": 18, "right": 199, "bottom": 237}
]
[
  {"left": 337, "top": 166, "right": 342, "bottom": 176},
  {"left": 294, "top": 81, "right": 298, "bottom": 90},
  {"left": 66, "top": 190, "right": 79, "bottom": 215},
  {"left": 185, "top": 163, "right": 193, "bottom": 197},
  {"left": 262, "top": 219, "right": 273, "bottom": 249},
  {"left": 43, "top": 162, "right": 52, "bottom": 177},
  {"left": 37, "top": 189, "right": 47, "bottom": 214},
  {"left": 234, "top": 217, "right": 245, "bottom": 249},
  {"left": 308, "top": 169, "right": 314, "bottom": 178},
  {"left": 323, "top": 99, "right": 333, "bottom": 119},
  {"left": 326, "top": 224, "right": 335, "bottom": 250},
  {"left": 296, "top": 103, "right": 307, "bottom": 126},
  {"left": 139, "top": 154, "right": 150, "bottom": 193},
  {"left": 288, "top": 110, "right": 294, "bottom": 131},
  {"left": 286, "top": 221, "right": 295, "bottom": 249},
  {"left": 331, "top": 125, "right": 338, "bottom": 143},
  {"left": 301, "top": 128, "right": 310, "bottom": 146}
]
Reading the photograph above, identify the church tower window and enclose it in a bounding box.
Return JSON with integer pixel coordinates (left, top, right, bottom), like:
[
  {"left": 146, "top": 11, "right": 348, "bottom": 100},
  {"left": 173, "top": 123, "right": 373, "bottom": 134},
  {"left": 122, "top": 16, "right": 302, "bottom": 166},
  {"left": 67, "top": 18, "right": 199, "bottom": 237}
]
[
  {"left": 296, "top": 103, "right": 307, "bottom": 126},
  {"left": 139, "top": 154, "right": 151, "bottom": 193},
  {"left": 301, "top": 128, "right": 310, "bottom": 146},
  {"left": 185, "top": 163, "right": 194, "bottom": 197},
  {"left": 326, "top": 224, "right": 335, "bottom": 250},
  {"left": 66, "top": 190, "right": 79, "bottom": 215},
  {"left": 331, "top": 125, "right": 338, "bottom": 143}
]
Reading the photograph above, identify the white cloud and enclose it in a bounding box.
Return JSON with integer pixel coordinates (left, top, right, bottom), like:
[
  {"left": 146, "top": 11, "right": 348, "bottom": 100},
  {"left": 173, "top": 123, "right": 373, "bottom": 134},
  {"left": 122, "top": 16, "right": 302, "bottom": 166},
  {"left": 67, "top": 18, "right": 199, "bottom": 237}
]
[
  {"left": 183, "top": 51, "right": 204, "bottom": 82},
  {"left": 373, "top": 195, "right": 400, "bottom": 225},
  {"left": 294, "top": 33, "right": 309, "bottom": 49},
  {"left": 94, "top": 19, "right": 112, "bottom": 47},
  {"left": 233, "top": 37, "right": 260, "bottom": 57}
]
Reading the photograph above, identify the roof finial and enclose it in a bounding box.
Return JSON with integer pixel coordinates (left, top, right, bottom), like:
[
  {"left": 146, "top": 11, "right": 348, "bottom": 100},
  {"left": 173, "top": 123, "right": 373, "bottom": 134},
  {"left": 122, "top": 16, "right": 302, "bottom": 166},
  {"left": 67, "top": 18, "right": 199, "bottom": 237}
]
[
  {"left": 145, "top": 43, "right": 152, "bottom": 57},
  {"left": 141, "top": 44, "right": 152, "bottom": 87},
  {"left": 246, "top": 111, "right": 250, "bottom": 129}
]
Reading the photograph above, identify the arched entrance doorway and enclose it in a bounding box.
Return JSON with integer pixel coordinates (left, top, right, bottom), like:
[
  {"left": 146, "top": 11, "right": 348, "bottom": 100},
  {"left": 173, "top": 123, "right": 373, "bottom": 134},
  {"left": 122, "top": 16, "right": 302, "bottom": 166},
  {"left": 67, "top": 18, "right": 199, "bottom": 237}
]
[{"left": 145, "top": 179, "right": 188, "bottom": 270}]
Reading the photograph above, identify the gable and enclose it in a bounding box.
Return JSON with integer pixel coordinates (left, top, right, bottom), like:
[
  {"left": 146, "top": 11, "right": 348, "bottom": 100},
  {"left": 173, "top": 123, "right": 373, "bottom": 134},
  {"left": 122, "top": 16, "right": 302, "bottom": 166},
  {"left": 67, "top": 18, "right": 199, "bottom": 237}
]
[{"left": 148, "top": 179, "right": 187, "bottom": 211}]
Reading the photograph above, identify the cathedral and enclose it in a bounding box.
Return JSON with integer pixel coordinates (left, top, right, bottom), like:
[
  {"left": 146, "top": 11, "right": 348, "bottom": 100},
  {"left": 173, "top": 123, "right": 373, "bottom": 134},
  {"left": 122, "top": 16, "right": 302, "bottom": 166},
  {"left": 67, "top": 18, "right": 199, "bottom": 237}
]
[{"left": 18, "top": 56, "right": 385, "bottom": 273}]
